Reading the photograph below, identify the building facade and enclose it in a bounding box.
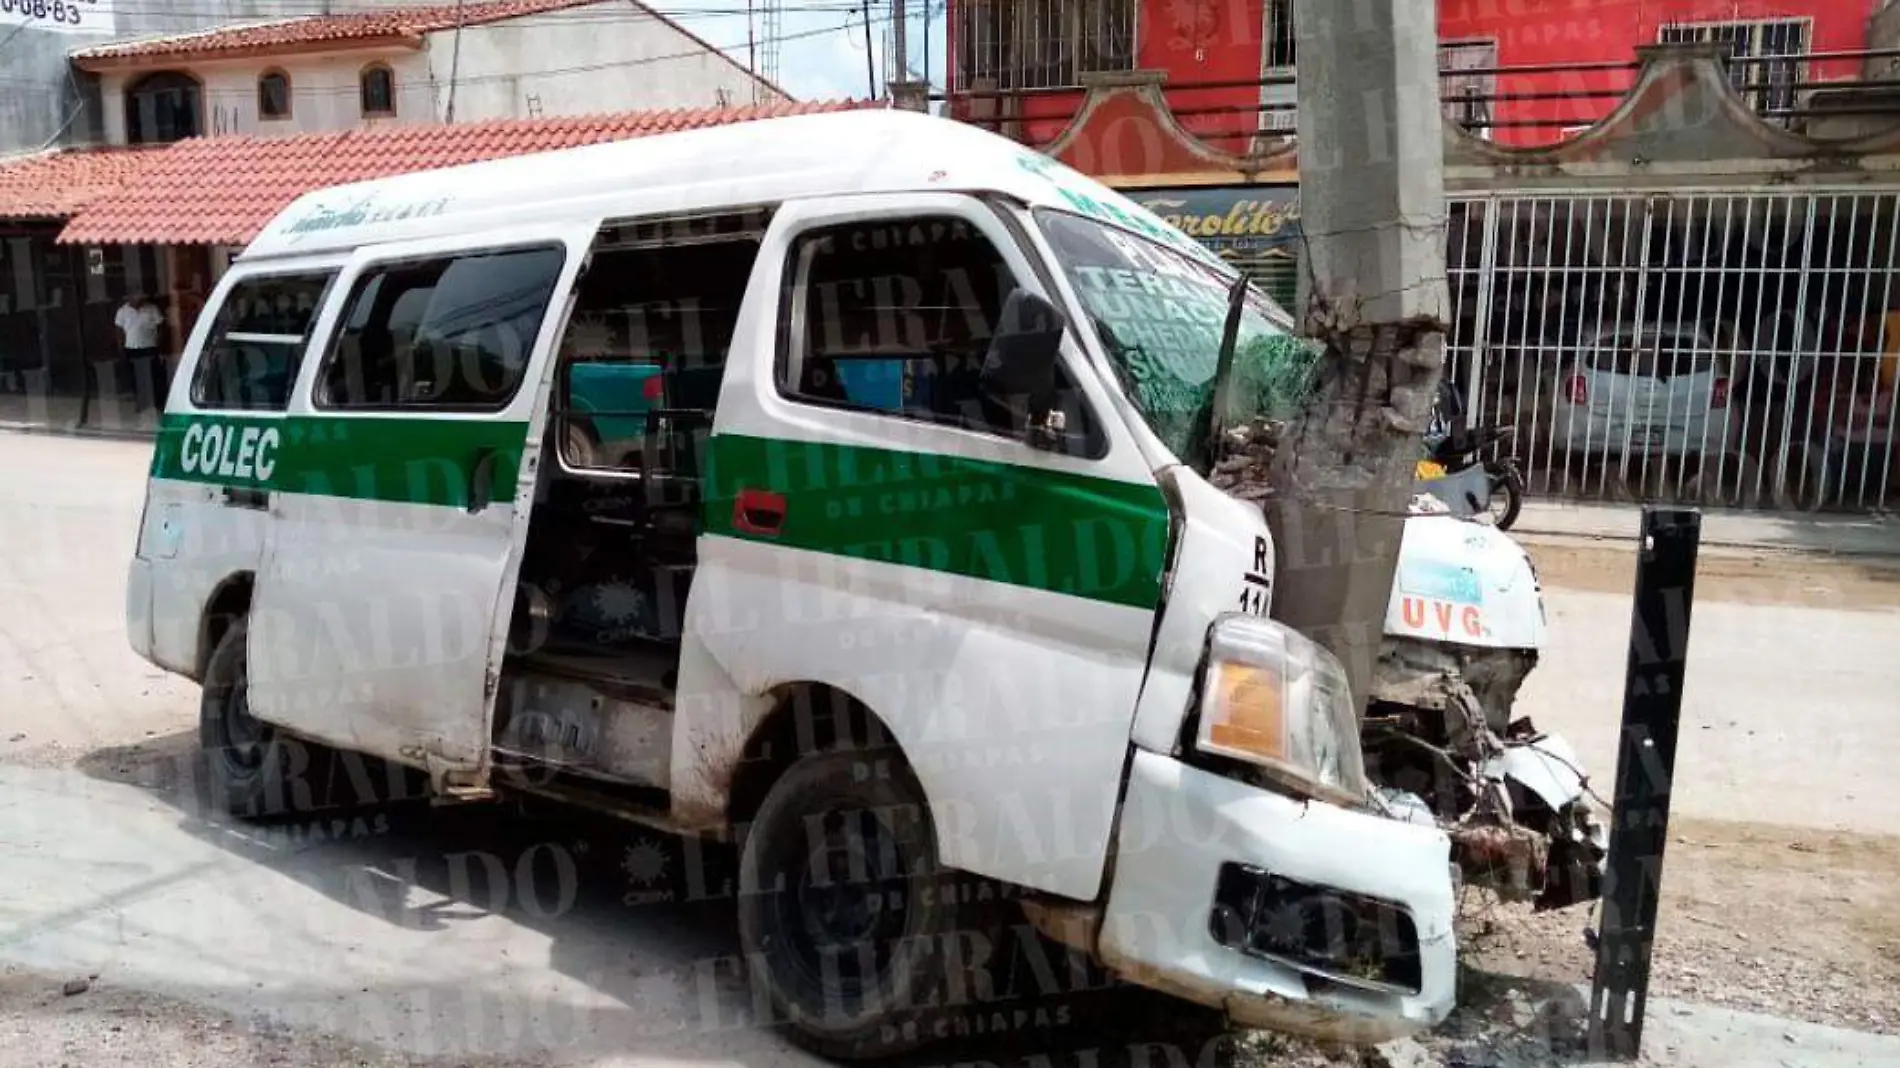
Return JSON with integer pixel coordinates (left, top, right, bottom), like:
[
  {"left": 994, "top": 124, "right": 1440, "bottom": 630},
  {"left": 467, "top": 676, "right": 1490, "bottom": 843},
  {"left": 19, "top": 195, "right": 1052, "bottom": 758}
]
[
  {"left": 69, "top": 0, "right": 784, "bottom": 144},
  {"left": 947, "top": 0, "right": 1884, "bottom": 153},
  {"left": 0, "top": 0, "right": 788, "bottom": 433}
]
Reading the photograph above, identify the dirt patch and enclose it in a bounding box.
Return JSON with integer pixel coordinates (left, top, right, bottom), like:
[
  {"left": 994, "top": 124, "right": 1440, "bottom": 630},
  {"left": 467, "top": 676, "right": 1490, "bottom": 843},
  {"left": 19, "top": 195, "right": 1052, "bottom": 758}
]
[
  {"left": 1464, "top": 817, "right": 1900, "bottom": 1035},
  {"left": 0, "top": 966, "right": 537, "bottom": 1068},
  {"left": 1523, "top": 537, "right": 1900, "bottom": 611}
]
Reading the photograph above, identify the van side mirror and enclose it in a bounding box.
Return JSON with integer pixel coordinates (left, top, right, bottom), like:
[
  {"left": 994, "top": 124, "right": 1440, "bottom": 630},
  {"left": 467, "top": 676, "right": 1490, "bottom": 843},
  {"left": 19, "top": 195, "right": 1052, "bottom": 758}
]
[{"left": 981, "top": 289, "right": 1068, "bottom": 449}]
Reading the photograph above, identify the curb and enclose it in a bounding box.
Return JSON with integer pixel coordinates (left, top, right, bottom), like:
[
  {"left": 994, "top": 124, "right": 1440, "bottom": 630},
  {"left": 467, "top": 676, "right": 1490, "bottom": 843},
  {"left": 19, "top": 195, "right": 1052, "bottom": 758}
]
[
  {"left": 1513, "top": 519, "right": 1900, "bottom": 561},
  {"left": 0, "top": 421, "right": 156, "bottom": 443}
]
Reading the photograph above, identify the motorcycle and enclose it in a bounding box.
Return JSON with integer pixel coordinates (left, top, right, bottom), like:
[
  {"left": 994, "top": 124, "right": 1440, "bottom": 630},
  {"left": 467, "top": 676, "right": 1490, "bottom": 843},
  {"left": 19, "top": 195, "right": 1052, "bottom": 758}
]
[{"left": 1413, "top": 381, "right": 1526, "bottom": 530}]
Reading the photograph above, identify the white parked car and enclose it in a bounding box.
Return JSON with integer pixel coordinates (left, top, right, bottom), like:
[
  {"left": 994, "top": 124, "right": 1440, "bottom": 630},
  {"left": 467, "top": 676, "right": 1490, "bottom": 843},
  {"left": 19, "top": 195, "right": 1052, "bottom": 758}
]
[{"left": 1548, "top": 321, "right": 1739, "bottom": 459}]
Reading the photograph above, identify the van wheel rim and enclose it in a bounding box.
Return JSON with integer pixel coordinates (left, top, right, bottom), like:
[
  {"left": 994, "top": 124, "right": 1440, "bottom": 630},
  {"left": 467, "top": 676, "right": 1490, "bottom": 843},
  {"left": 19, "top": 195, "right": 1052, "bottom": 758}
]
[
  {"left": 779, "top": 808, "right": 910, "bottom": 998},
  {"left": 221, "top": 671, "right": 267, "bottom": 773}
]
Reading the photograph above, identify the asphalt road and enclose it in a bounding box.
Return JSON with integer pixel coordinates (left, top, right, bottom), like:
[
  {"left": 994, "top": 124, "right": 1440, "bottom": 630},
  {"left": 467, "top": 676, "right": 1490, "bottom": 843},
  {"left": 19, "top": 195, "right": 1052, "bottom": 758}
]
[{"left": 2, "top": 430, "right": 1897, "bottom": 1067}]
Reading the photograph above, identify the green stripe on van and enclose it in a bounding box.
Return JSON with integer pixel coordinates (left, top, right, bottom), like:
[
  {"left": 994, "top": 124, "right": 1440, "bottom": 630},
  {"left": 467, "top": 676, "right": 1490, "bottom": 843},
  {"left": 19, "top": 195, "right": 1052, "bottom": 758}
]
[
  {"left": 151, "top": 415, "right": 1171, "bottom": 609},
  {"left": 153, "top": 412, "right": 528, "bottom": 509},
  {"left": 703, "top": 434, "right": 1170, "bottom": 611}
]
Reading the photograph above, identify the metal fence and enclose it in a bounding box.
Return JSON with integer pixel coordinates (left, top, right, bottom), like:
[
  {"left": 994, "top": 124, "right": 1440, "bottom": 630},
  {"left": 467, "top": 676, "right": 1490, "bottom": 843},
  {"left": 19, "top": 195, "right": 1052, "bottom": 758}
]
[{"left": 1444, "top": 190, "right": 1900, "bottom": 514}]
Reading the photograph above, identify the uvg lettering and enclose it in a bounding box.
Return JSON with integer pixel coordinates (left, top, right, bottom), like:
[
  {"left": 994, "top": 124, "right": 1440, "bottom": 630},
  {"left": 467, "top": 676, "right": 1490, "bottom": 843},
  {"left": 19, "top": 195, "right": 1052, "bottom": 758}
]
[
  {"left": 180, "top": 422, "right": 281, "bottom": 483},
  {"left": 1400, "top": 595, "right": 1484, "bottom": 639}
]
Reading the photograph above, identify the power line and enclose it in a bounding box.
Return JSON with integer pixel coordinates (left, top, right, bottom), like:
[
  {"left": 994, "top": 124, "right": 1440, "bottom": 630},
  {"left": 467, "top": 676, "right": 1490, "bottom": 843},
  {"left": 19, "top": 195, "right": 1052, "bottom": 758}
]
[
  {"left": 0, "top": 16, "right": 888, "bottom": 95},
  {"left": 22, "top": 1, "right": 867, "bottom": 19}
]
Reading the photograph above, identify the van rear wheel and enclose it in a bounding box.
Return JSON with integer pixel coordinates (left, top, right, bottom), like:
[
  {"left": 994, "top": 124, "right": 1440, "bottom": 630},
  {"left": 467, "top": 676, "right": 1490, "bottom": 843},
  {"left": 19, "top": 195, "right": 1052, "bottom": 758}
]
[
  {"left": 737, "top": 749, "right": 993, "bottom": 1060},
  {"left": 199, "top": 618, "right": 331, "bottom": 822}
]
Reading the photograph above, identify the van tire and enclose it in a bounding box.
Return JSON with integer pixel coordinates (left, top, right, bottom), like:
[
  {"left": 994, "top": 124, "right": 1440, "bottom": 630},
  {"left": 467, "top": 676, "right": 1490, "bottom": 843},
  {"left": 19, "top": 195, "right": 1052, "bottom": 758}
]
[
  {"left": 737, "top": 749, "right": 993, "bottom": 1061},
  {"left": 562, "top": 417, "right": 598, "bottom": 468},
  {"left": 199, "top": 617, "right": 331, "bottom": 823}
]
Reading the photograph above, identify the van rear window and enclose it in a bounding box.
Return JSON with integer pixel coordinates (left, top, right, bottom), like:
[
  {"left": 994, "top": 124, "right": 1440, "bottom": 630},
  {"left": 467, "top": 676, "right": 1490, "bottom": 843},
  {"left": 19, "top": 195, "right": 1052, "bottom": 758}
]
[{"left": 190, "top": 271, "right": 336, "bottom": 411}]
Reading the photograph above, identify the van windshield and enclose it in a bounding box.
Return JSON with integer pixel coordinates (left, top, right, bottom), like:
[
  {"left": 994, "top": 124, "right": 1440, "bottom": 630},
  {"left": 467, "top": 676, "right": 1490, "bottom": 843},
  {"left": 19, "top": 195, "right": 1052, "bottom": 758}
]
[{"left": 1035, "top": 209, "right": 1320, "bottom": 465}]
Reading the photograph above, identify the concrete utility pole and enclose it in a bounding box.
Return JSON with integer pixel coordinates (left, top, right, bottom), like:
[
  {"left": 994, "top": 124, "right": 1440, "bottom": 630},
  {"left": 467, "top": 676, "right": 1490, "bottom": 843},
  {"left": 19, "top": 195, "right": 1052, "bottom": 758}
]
[
  {"left": 1268, "top": 0, "right": 1450, "bottom": 713},
  {"left": 892, "top": 0, "right": 908, "bottom": 82}
]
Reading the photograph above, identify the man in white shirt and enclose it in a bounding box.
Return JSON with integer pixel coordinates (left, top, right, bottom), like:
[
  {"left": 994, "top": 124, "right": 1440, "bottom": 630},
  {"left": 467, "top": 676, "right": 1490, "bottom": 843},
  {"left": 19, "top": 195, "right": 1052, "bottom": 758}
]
[{"left": 114, "top": 292, "right": 166, "bottom": 410}]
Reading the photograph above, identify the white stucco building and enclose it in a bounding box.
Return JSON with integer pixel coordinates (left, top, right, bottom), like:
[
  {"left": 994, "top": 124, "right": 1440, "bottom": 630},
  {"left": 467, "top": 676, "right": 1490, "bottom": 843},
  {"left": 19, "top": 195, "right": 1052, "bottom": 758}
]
[{"left": 68, "top": 0, "right": 786, "bottom": 144}]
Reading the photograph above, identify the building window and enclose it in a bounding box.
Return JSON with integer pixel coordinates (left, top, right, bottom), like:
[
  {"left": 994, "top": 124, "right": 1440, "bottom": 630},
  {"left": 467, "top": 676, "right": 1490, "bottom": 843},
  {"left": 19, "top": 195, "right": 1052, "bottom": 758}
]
[
  {"left": 1265, "top": 0, "right": 1295, "bottom": 69},
  {"left": 125, "top": 71, "right": 202, "bottom": 144},
  {"left": 1659, "top": 19, "right": 1810, "bottom": 117},
  {"left": 360, "top": 64, "right": 396, "bottom": 116},
  {"left": 954, "top": 0, "right": 1136, "bottom": 92},
  {"left": 258, "top": 70, "right": 292, "bottom": 121},
  {"left": 1439, "top": 39, "right": 1498, "bottom": 137}
]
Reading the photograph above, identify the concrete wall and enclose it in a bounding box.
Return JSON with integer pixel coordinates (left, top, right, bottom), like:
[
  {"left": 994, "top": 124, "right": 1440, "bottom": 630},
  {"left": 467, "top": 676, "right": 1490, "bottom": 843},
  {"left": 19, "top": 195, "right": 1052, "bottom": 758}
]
[
  {"left": 419, "top": 7, "right": 779, "bottom": 122},
  {"left": 95, "top": 50, "right": 435, "bottom": 141}
]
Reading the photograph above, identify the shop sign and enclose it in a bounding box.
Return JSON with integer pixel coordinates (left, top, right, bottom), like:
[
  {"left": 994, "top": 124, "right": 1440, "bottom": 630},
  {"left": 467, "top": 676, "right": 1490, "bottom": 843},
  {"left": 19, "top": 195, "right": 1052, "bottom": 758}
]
[{"left": 1128, "top": 186, "right": 1302, "bottom": 256}]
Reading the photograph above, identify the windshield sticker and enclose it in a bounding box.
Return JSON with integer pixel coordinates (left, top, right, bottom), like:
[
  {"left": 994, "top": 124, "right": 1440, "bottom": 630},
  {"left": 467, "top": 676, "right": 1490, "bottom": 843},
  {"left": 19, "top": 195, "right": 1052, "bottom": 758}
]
[
  {"left": 1043, "top": 210, "right": 1321, "bottom": 460},
  {"left": 1399, "top": 561, "right": 1484, "bottom": 605},
  {"left": 1013, "top": 150, "right": 1229, "bottom": 270}
]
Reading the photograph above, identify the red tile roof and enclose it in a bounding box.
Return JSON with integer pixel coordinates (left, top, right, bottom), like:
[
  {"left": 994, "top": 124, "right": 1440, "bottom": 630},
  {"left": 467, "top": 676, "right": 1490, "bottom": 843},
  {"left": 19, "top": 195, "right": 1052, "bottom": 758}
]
[
  {"left": 0, "top": 145, "right": 166, "bottom": 220},
  {"left": 72, "top": 0, "right": 609, "bottom": 64},
  {"left": 58, "top": 100, "right": 877, "bottom": 246}
]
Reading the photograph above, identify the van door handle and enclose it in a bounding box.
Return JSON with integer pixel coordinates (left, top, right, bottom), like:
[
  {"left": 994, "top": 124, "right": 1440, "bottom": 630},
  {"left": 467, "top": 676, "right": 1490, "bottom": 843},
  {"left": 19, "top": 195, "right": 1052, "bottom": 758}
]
[
  {"left": 468, "top": 447, "right": 499, "bottom": 514},
  {"left": 221, "top": 486, "right": 268, "bottom": 510},
  {"left": 733, "top": 488, "right": 786, "bottom": 536}
]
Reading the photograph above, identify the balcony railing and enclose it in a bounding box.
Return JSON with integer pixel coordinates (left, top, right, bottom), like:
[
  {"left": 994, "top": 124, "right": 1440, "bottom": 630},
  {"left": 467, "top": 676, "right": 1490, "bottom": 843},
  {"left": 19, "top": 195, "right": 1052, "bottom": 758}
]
[{"left": 938, "top": 47, "right": 1900, "bottom": 151}]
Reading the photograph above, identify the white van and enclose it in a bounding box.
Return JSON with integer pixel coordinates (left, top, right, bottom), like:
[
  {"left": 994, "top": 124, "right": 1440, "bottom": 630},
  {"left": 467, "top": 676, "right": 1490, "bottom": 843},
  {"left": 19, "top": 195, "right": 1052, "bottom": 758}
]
[{"left": 125, "top": 109, "right": 1456, "bottom": 1056}]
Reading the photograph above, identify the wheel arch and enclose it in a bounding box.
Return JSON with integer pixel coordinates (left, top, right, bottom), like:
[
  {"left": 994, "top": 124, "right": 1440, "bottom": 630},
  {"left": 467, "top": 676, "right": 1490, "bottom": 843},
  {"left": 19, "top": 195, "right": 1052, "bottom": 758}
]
[
  {"left": 195, "top": 571, "right": 256, "bottom": 681},
  {"left": 724, "top": 680, "right": 919, "bottom": 834}
]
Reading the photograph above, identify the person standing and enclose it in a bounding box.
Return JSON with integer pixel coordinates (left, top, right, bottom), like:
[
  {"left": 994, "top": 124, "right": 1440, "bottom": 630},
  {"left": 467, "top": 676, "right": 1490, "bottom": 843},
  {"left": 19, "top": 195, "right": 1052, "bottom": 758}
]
[{"left": 114, "top": 291, "right": 166, "bottom": 411}]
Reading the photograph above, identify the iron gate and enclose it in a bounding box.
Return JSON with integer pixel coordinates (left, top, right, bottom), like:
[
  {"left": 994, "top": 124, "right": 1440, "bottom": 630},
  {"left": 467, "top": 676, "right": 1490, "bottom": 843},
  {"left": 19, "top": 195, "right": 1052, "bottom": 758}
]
[{"left": 1445, "top": 190, "right": 1900, "bottom": 513}]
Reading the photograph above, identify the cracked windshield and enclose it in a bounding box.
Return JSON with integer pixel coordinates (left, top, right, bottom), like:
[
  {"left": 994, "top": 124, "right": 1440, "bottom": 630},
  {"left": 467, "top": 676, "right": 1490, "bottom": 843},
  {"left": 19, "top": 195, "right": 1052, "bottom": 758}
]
[{"left": 1037, "top": 208, "right": 1319, "bottom": 464}]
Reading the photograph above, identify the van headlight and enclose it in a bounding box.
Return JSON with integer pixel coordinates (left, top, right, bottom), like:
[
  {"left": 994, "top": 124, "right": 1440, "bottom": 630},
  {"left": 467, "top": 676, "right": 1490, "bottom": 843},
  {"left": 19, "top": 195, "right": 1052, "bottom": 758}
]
[{"left": 1193, "top": 614, "right": 1371, "bottom": 807}]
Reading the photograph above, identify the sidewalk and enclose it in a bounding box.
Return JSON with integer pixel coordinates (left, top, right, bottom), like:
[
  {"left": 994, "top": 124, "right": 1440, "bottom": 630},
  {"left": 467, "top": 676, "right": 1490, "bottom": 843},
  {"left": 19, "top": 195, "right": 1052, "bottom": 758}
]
[
  {"left": 1516, "top": 499, "right": 1900, "bottom": 559},
  {"left": 0, "top": 391, "right": 159, "bottom": 440}
]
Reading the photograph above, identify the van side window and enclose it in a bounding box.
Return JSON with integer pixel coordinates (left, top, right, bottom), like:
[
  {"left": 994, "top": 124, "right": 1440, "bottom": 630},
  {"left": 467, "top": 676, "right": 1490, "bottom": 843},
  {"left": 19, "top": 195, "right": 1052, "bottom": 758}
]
[
  {"left": 316, "top": 245, "right": 565, "bottom": 410},
  {"left": 189, "top": 271, "right": 335, "bottom": 411},
  {"left": 555, "top": 234, "right": 759, "bottom": 473},
  {"left": 778, "top": 215, "right": 1095, "bottom": 451}
]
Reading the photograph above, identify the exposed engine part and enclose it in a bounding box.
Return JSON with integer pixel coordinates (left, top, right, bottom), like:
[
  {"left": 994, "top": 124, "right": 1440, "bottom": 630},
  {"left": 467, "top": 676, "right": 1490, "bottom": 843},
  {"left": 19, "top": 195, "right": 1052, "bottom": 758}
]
[
  {"left": 1535, "top": 799, "right": 1609, "bottom": 912},
  {"left": 1366, "top": 636, "right": 1603, "bottom": 910},
  {"left": 1450, "top": 821, "right": 1549, "bottom": 903},
  {"left": 1370, "top": 637, "right": 1538, "bottom": 736}
]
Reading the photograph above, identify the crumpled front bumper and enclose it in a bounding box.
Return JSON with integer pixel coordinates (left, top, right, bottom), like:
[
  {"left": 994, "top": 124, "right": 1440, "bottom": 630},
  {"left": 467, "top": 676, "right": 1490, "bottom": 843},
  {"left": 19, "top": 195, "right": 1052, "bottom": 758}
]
[{"left": 1098, "top": 749, "right": 1459, "bottom": 1043}]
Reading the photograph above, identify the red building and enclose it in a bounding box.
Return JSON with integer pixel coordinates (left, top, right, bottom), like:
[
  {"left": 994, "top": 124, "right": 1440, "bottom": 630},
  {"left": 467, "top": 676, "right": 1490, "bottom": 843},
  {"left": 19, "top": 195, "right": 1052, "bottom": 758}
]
[
  {"left": 1439, "top": 0, "right": 1880, "bottom": 144},
  {"left": 947, "top": 0, "right": 1882, "bottom": 157}
]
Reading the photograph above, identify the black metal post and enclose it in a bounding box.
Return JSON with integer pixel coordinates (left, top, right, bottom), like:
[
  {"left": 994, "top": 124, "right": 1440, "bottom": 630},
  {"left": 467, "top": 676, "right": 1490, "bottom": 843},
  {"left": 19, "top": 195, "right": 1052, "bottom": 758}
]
[{"left": 1588, "top": 506, "right": 1701, "bottom": 1060}]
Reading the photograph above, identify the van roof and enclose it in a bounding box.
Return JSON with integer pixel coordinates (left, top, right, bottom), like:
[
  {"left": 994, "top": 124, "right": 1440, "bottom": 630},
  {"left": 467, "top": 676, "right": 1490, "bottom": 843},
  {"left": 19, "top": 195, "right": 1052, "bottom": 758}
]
[{"left": 241, "top": 109, "right": 1229, "bottom": 270}]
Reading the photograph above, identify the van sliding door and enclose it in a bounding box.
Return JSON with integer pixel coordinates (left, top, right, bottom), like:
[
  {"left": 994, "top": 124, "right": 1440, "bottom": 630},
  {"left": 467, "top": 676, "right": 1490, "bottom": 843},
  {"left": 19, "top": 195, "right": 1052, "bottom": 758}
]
[{"left": 246, "top": 222, "right": 596, "bottom": 791}]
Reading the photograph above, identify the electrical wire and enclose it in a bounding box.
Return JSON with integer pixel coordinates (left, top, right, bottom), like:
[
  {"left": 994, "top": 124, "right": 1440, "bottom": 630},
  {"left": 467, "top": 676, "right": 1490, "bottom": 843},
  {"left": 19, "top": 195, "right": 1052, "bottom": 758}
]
[
  {"left": 0, "top": 0, "right": 881, "bottom": 63},
  {"left": 9, "top": 1, "right": 868, "bottom": 20},
  {"left": 0, "top": 13, "right": 893, "bottom": 95}
]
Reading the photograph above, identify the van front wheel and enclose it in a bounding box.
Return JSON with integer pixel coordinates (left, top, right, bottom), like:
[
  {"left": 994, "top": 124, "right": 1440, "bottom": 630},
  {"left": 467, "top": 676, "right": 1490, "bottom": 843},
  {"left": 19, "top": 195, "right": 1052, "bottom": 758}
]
[
  {"left": 737, "top": 750, "right": 989, "bottom": 1060},
  {"left": 199, "top": 618, "right": 331, "bottom": 822}
]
